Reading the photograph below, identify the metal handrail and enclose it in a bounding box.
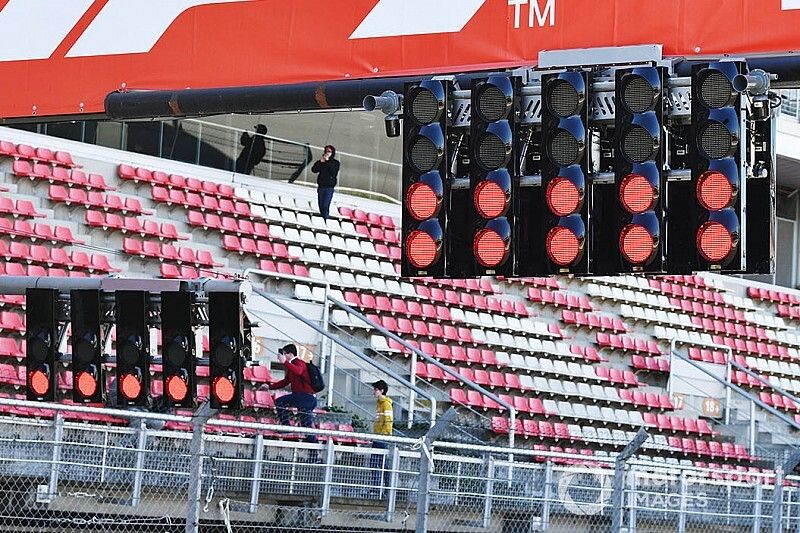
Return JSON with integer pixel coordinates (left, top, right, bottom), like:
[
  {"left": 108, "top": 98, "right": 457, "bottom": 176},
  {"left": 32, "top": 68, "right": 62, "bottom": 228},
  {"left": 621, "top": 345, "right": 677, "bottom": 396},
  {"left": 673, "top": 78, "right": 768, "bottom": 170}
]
[
  {"left": 328, "top": 296, "right": 518, "bottom": 450},
  {"left": 185, "top": 118, "right": 401, "bottom": 167},
  {"left": 669, "top": 339, "right": 800, "bottom": 432},
  {"left": 248, "top": 286, "right": 438, "bottom": 427}
]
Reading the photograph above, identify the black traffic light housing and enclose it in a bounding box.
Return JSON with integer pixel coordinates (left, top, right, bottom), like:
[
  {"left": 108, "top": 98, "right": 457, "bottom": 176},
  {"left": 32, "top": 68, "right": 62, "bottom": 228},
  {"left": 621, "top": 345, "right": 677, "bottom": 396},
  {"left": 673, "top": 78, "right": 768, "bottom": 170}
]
[
  {"left": 26, "top": 288, "right": 59, "bottom": 402},
  {"left": 613, "top": 66, "right": 667, "bottom": 273},
  {"left": 469, "top": 75, "right": 521, "bottom": 276},
  {"left": 689, "top": 61, "right": 747, "bottom": 272},
  {"left": 161, "top": 291, "right": 196, "bottom": 408},
  {"left": 401, "top": 80, "right": 451, "bottom": 277},
  {"left": 71, "top": 289, "right": 104, "bottom": 404},
  {"left": 540, "top": 70, "right": 591, "bottom": 275},
  {"left": 115, "top": 291, "right": 150, "bottom": 407},
  {"left": 209, "top": 292, "right": 244, "bottom": 410}
]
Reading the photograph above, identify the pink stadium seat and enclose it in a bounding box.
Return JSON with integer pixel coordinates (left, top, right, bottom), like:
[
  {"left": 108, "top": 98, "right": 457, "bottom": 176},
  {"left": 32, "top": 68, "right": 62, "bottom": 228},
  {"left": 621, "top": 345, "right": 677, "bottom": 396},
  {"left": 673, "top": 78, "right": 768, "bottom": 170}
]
[
  {"left": 0, "top": 140, "right": 18, "bottom": 157},
  {"left": 160, "top": 263, "right": 181, "bottom": 278}
]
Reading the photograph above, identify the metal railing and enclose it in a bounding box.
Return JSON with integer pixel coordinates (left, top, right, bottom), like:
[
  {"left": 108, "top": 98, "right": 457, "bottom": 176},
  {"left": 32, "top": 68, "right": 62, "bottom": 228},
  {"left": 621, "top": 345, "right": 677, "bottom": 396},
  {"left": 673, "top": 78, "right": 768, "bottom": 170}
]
[{"left": 0, "top": 396, "right": 797, "bottom": 533}]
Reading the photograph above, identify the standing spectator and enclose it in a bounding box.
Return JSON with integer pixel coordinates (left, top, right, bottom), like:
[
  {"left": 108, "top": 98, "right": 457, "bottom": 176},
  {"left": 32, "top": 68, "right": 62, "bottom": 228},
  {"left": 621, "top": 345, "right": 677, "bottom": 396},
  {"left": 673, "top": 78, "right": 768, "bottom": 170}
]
[
  {"left": 235, "top": 124, "right": 268, "bottom": 175},
  {"left": 369, "top": 380, "right": 394, "bottom": 491},
  {"left": 269, "top": 343, "right": 318, "bottom": 443},
  {"left": 312, "top": 145, "right": 340, "bottom": 219}
]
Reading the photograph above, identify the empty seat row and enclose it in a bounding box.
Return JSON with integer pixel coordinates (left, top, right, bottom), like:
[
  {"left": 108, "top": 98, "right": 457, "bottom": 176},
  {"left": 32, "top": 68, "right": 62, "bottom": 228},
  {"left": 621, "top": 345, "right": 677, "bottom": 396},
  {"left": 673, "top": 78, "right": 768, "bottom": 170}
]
[
  {"left": 643, "top": 412, "right": 714, "bottom": 435},
  {"left": 418, "top": 285, "right": 528, "bottom": 316},
  {"left": 222, "top": 234, "right": 292, "bottom": 260},
  {"left": 187, "top": 210, "right": 270, "bottom": 239},
  {"left": 1, "top": 141, "right": 76, "bottom": 167},
  {"left": 49, "top": 185, "right": 150, "bottom": 215},
  {"left": 0, "top": 196, "right": 44, "bottom": 218},
  {"left": 670, "top": 298, "right": 746, "bottom": 323},
  {"left": 269, "top": 224, "right": 380, "bottom": 259},
  {"left": 85, "top": 210, "right": 185, "bottom": 241},
  {"left": 122, "top": 238, "right": 222, "bottom": 268},
  {"left": 354, "top": 223, "right": 398, "bottom": 245},
  {"left": 374, "top": 243, "right": 401, "bottom": 261},
  {"left": 596, "top": 332, "right": 662, "bottom": 356},
  {"left": 690, "top": 316, "right": 768, "bottom": 340},
  {"left": 0, "top": 218, "right": 83, "bottom": 245},
  {"left": 13, "top": 160, "right": 110, "bottom": 190},
  {"left": 259, "top": 259, "right": 309, "bottom": 278},
  {"left": 497, "top": 352, "right": 606, "bottom": 383},
  {"left": 118, "top": 165, "right": 236, "bottom": 198},
  {"left": 0, "top": 262, "right": 95, "bottom": 279},
  {"left": 0, "top": 241, "right": 118, "bottom": 273},
  {"left": 338, "top": 206, "right": 396, "bottom": 230},
  {"left": 667, "top": 437, "right": 751, "bottom": 461},
  {"left": 655, "top": 274, "right": 714, "bottom": 290},
  {"left": 345, "top": 291, "right": 452, "bottom": 320},
  {"left": 287, "top": 245, "right": 395, "bottom": 276},
  {"left": 151, "top": 186, "right": 252, "bottom": 218},
  {"left": 503, "top": 276, "right": 561, "bottom": 290},
  {"left": 758, "top": 391, "right": 800, "bottom": 412},
  {"left": 159, "top": 264, "right": 230, "bottom": 280},
  {"left": 778, "top": 305, "right": 800, "bottom": 320},
  {"left": 618, "top": 388, "right": 674, "bottom": 410},
  {"left": 528, "top": 288, "right": 593, "bottom": 311},
  {"left": 0, "top": 313, "right": 25, "bottom": 334},
  {"left": 651, "top": 280, "right": 727, "bottom": 305},
  {"left": 619, "top": 303, "right": 695, "bottom": 329},
  {"left": 631, "top": 355, "right": 670, "bottom": 373},
  {"left": 586, "top": 282, "right": 673, "bottom": 310},
  {"left": 748, "top": 286, "right": 800, "bottom": 306},
  {"left": 562, "top": 310, "right": 627, "bottom": 333},
  {"left": 712, "top": 334, "right": 796, "bottom": 360}
]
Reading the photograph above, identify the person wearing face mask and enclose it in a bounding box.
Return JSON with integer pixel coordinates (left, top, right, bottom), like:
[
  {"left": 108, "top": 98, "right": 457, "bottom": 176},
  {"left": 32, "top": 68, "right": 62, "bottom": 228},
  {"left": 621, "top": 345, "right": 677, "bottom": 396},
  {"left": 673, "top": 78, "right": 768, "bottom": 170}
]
[{"left": 311, "top": 144, "right": 339, "bottom": 219}]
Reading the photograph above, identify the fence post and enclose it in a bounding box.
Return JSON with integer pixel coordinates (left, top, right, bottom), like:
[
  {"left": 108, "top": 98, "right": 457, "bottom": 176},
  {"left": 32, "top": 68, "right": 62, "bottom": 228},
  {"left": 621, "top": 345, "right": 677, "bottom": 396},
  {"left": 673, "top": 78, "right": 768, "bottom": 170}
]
[
  {"left": 753, "top": 481, "right": 763, "bottom": 533},
  {"left": 611, "top": 428, "right": 649, "bottom": 533},
  {"left": 415, "top": 408, "right": 458, "bottom": 533},
  {"left": 627, "top": 468, "right": 637, "bottom": 533},
  {"left": 386, "top": 445, "right": 400, "bottom": 523},
  {"left": 48, "top": 413, "right": 65, "bottom": 500},
  {"left": 677, "top": 470, "right": 688, "bottom": 533},
  {"left": 541, "top": 461, "right": 552, "bottom": 531},
  {"left": 131, "top": 420, "right": 148, "bottom": 507},
  {"left": 320, "top": 438, "right": 335, "bottom": 517},
  {"left": 773, "top": 466, "right": 785, "bottom": 533},
  {"left": 482, "top": 455, "right": 495, "bottom": 529},
  {"left": 185, "top": 403, "right": 215, "bottom": 533},
  {"left": 249, "top": 434, "right": 264, "bottom": 513}
]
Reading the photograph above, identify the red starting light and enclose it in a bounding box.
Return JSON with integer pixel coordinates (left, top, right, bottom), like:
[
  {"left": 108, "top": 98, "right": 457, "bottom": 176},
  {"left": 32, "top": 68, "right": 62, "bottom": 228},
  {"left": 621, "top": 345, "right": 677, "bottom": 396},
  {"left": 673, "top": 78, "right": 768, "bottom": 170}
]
[
  {"left": 697, "top": 171, "right": 734, "bottom": 210},
  {"left": 212, "top": 376, "right": 236, "bottom": 404},
  {"left": 546, "top": 177, "right": 581, "bottom": 217},
  {"left": 166, "top": 375, "right": 189, "bottom": 402},
  {"left": 406, "top": 230, "right": 438, "bottom": 269},
  {"left": 120, "top": 374, "right": 142, "bottom": 400},
  {"left": 697, "top": 221, "right": 733, "bottom": 263},
  {"left": 473, "top": 229, "right": 508, "bottom": 267},
  {"left": 28, "top": 369, "right": 50, "bottom": 397},
  {"left": 75, "top": 371, "right": 98, "bottom": 398},
  {"left": 619, "top": 174, "right": 655, "bottom": 214},
  {"left": 474, "top": 181, "right": 507, "bottom": 219},
  {"left": 546, "top": 226, "right": 581, "bottom": 266},
  {"left": 619, "top": 224, "right": 655, "bottom": 264},
  {"left": 406, "top": 182, "right": 439, "bottom": 220}
]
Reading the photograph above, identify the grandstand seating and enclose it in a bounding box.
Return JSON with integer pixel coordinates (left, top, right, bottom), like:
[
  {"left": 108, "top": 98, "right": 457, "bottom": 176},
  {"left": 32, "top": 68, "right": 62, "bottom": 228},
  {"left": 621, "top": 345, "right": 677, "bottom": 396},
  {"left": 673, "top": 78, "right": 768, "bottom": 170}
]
[{"left": 2, "top": 130, "right": 800, "bottom": 472}]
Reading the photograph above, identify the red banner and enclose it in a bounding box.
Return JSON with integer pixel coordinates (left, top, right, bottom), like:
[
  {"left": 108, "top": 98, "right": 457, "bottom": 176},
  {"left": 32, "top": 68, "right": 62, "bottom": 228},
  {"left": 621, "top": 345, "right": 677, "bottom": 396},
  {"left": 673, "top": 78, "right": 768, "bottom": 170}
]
[{"left": 1, "top": 0, "right": 800, "bottom": 119}]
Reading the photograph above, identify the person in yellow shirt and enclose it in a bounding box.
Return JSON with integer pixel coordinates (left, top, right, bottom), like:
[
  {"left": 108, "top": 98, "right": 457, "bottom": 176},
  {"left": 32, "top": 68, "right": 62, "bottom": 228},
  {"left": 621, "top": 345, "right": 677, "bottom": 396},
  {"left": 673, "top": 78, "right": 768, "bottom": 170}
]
[{"left": 369, "top": 380, "right": 393, "bottom": 492}]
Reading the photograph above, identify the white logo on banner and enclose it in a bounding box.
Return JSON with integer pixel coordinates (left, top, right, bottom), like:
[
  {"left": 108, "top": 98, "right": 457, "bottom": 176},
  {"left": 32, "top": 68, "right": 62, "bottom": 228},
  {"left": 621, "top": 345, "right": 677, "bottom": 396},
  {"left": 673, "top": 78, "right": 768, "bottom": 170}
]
[
  {"left": 783, "top": 0, "right": 800, "bottom": 10},
  {"left": 350, "top": 0, "right": 486, "bottom": 39},
  {"left": 0, "top": 0, "right": 251, "bottom": 62}
]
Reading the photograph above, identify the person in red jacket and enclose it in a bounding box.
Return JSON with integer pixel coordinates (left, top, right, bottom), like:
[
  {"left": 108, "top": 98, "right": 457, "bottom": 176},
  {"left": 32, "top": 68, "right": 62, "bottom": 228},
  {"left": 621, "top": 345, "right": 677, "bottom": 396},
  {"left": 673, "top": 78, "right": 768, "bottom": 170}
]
[{"left": 269, "top": 343, "right": 318, "bottom": 443}]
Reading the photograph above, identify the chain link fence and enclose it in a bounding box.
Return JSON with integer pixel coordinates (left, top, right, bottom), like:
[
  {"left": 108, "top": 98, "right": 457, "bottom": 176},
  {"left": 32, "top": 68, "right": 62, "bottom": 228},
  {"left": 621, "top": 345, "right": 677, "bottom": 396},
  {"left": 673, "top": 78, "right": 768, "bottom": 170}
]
[{"left": 0, "top": 397, "right": 798, "bottom": 532}]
